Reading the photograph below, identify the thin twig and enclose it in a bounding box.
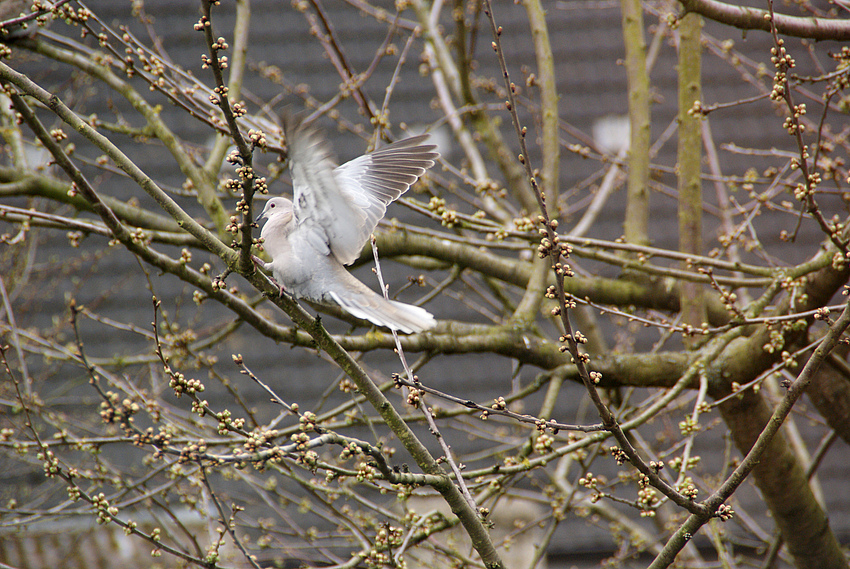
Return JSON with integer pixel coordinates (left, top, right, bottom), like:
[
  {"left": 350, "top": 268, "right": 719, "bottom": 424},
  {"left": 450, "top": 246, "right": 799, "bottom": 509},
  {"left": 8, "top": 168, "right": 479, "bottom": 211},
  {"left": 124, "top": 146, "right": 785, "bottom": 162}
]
[{"left": 370, "top": 236, "right": 482, "bottom": 517}]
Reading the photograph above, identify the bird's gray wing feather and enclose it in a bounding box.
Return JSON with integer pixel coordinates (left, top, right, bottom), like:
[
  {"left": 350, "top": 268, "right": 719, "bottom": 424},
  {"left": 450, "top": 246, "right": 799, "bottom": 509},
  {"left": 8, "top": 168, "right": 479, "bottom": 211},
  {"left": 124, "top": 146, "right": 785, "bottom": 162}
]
[
  {"left": 285, "top": 117, "right": 349, "bottom": 259},
  {"left": 286, "top": 117, "right": 439, "bottom": 266},
  {"left": 333, "top": 135, "right": 438, "bottom": 264}
]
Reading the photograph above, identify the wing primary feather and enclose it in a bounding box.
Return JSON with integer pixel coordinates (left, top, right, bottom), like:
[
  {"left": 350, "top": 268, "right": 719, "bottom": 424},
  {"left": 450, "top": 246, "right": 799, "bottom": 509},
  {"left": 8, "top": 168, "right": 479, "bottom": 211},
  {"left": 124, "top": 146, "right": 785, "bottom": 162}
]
[{"left": 282, "top": 114, "right": 440, "bottom": 265}]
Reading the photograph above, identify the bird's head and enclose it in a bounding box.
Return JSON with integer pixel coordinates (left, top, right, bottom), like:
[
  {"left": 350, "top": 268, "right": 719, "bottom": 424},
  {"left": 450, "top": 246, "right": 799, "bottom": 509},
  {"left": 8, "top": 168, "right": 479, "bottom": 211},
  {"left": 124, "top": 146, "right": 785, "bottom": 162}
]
[{"left": 256, "top": 197, "right": 294, "bottom": 225}]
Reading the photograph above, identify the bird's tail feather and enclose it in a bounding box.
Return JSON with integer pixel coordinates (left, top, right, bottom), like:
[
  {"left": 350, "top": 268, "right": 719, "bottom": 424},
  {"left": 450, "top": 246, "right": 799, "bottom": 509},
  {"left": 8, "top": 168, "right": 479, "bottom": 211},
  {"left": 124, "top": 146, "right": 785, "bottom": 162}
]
[{"left": 328, "top": 291, "right": 435, "bottom": 334}]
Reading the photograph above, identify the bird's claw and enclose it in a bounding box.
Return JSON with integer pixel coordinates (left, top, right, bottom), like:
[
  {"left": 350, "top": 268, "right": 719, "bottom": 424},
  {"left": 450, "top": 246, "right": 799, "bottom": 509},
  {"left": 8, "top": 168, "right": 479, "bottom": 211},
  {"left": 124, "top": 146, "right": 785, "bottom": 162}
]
[
  {"left": 251, "top": 254, "right": 267, "bottom": 270},
  {"left": 274, "top": 280, "right": 286, "bottom": 297}
]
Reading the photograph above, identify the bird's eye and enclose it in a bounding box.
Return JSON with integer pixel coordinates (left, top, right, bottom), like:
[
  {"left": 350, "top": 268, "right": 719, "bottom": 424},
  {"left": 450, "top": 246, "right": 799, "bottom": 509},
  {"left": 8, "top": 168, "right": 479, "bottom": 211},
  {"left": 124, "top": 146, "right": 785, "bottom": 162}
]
[{"left": 270, "top": 203, "right": 275, "bottom": 209}]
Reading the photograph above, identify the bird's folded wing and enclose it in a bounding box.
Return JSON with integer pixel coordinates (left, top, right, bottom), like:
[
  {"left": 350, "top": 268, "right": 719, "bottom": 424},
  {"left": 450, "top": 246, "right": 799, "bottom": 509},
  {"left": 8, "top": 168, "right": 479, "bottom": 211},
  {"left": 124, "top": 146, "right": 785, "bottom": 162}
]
[{"left": 285, "top": 116, "right": 439, "bottom": 266}]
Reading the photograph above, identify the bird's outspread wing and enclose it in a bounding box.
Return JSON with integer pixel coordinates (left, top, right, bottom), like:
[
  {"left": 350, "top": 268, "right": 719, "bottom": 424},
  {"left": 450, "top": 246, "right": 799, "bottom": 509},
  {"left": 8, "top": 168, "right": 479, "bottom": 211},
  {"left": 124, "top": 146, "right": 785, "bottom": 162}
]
[
  {"left": 333, "top": 135, "right": 439, "bottom": 263},
  {"left": 285, "top": 117, "right": 346, "bottom": 260},
  {"left": 285, "top": 117, "right": 439, "bottom": 265}
]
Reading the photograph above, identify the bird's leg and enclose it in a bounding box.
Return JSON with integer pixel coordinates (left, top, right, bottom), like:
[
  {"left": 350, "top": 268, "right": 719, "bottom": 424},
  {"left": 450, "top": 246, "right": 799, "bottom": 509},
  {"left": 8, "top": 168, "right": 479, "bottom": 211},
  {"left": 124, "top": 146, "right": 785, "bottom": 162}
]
[
  {"left": 252, "top": 255, "right": 287, "bottom": 296},
  {"left": 265, "top": 276, "right": 286, "bottom": 297},
  {"left": 251, "top": 255, "right": 267, "bottom": 270}
]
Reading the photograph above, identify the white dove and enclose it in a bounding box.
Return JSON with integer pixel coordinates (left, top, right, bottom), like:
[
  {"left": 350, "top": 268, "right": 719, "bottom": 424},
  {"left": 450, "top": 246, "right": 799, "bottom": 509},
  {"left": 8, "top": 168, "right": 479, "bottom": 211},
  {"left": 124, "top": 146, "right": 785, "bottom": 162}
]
[{"left": 254, "top": 119, "right": 438, "bottom": 334}]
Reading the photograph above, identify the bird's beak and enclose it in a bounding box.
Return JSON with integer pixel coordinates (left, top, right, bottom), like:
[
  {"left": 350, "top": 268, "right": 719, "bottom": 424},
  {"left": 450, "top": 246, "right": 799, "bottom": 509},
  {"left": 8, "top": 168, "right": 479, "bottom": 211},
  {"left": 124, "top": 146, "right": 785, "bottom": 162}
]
[{"left": 255, "top": 209, "right": 268, "bottom": 225}]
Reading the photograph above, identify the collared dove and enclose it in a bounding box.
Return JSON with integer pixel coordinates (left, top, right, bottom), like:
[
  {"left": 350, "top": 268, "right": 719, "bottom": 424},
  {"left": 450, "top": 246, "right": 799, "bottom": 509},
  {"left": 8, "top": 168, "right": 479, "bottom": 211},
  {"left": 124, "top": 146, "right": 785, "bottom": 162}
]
[{"left": 254, "top": 118, "right": 439, "bottom": 334}]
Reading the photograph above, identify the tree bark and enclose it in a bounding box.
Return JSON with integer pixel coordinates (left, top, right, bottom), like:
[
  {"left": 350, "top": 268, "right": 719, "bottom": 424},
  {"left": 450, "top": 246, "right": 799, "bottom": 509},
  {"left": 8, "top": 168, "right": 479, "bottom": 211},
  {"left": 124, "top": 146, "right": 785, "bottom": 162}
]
[{"left": 719, "top": 389, "right": 847, "bottom": 569}]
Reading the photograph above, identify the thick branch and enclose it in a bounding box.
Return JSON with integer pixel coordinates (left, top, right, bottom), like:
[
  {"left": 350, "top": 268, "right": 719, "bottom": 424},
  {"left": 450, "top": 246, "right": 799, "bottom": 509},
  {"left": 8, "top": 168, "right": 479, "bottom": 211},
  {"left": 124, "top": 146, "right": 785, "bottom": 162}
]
[
  {"left": 0, "top": 167, "right": 185, "bottom": 233},
  {"left": 808, "top": 348, "right": 850, "bottom": 446},
  {"left": 620, "top": 0, "right": 651, "bottom": 245},
  {"left": 374, "top": 230, "right": 731, "bottom": 322},
  {"left": 677, "top": 13, "right": 707, "bottom": 337},
  {"left": 513, "top": 0, "right": 560, "bottom": 322},
  {"left": 678, "top": 0, "right": 850, "bottom": 41}
]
